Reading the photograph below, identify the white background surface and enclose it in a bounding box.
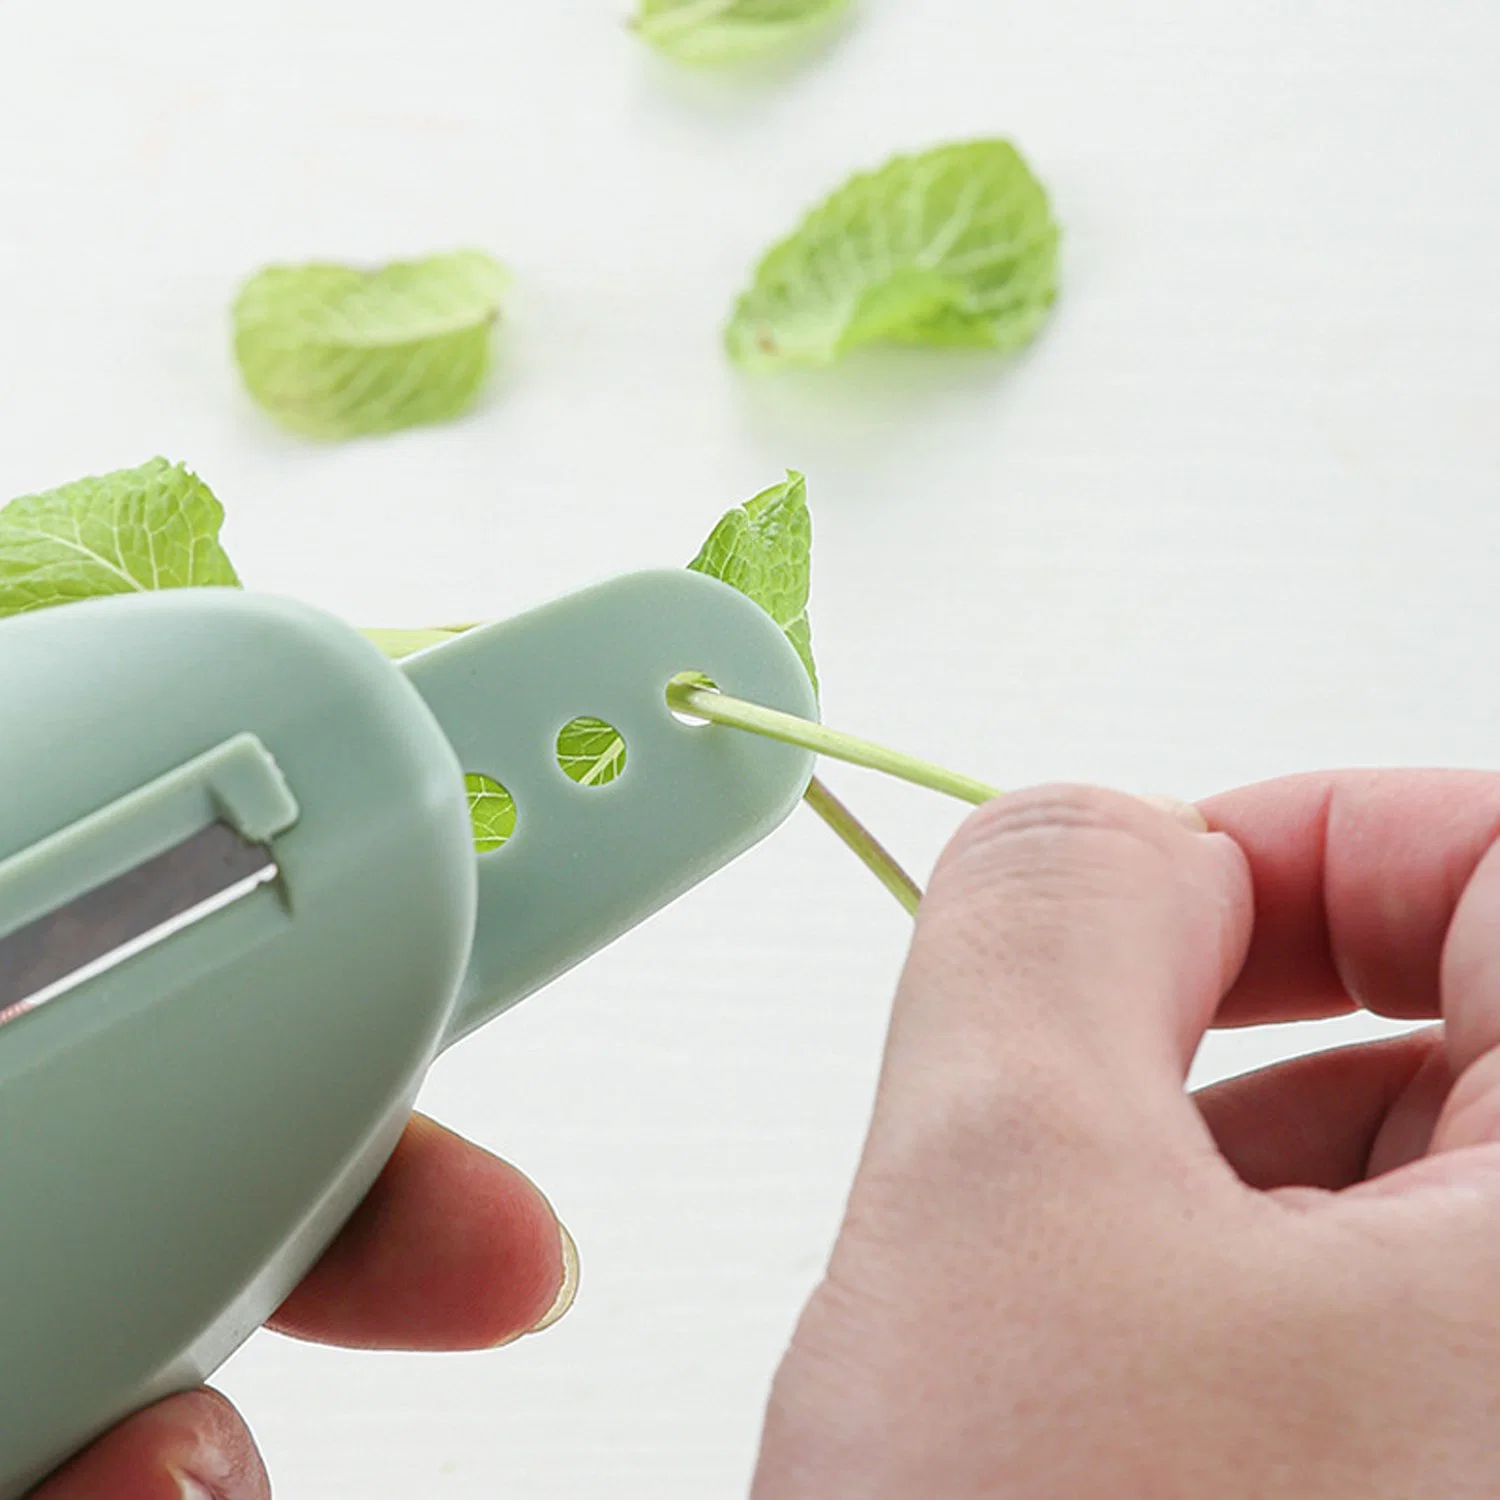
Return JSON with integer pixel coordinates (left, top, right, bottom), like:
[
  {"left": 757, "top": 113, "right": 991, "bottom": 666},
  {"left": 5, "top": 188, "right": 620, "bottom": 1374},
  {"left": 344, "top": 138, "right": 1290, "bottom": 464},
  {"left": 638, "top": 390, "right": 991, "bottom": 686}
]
[{"left": 2, "top": 2, "right": 1498, "bottom": 1494}]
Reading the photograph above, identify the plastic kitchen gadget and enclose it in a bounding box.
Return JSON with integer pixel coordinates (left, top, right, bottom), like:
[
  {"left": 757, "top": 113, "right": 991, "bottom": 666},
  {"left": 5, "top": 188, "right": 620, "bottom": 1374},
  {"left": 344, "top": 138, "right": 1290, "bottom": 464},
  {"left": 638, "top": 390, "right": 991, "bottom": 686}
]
[{"left": 0, "top": 570, "right": 817, "bottom": 1497}]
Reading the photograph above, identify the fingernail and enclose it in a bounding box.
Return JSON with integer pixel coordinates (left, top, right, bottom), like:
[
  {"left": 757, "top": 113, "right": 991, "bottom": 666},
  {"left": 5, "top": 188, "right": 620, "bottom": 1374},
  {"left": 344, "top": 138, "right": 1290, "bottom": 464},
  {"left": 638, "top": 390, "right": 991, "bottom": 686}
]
[
  {"left": 528, "top": 1221, "right": 580, "bottom": 1334},
  {"left": 1137, "top": 794, "right": 1209, "bottom": 833}
]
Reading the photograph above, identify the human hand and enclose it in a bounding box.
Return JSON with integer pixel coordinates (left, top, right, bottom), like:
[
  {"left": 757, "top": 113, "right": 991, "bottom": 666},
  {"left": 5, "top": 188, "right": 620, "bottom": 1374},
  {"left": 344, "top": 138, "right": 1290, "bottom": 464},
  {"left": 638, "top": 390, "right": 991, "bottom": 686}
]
[
  {"left": 32, "top": 1114, "right": 577, "bottom": 1499},
  {"left": 753, "top": 774, "right": 1500, "bottom": 1498}
]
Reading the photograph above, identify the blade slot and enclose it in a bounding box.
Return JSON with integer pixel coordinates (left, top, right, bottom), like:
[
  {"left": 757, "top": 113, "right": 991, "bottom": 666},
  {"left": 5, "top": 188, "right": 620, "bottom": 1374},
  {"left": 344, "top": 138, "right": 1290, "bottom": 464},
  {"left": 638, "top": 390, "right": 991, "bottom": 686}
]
[{"left": 0, "top": 824, "right": 277, "bottom": 1029}]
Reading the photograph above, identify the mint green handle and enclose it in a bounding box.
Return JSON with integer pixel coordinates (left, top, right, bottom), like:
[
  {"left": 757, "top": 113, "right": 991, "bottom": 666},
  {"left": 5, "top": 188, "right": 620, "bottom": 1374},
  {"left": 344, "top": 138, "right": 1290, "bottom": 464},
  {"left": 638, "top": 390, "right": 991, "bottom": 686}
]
[
  {"left": 0, "top": 589, "right": 475, "bottom": 1500},
  {"left": 400, "top": 569, "right": 819, "bottom": 1048}
]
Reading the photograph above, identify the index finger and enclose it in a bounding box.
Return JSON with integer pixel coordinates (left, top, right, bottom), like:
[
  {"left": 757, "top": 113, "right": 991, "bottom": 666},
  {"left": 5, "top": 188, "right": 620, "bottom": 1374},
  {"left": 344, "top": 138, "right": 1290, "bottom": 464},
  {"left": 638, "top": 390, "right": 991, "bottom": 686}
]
[
  {"left": 269, "top": 1113, "right": 577, "bottom": 1351},
  {"left": 1198, "top": 770, "right": 1500, "bottom": 1026}
]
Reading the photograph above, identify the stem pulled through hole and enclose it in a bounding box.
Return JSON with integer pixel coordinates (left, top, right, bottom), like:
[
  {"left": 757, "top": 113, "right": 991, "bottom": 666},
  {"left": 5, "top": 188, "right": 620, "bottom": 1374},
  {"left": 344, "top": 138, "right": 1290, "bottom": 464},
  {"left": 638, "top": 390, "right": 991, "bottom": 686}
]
[{"left": 664, "top": 679, "right": 1001, "bottom": 807}]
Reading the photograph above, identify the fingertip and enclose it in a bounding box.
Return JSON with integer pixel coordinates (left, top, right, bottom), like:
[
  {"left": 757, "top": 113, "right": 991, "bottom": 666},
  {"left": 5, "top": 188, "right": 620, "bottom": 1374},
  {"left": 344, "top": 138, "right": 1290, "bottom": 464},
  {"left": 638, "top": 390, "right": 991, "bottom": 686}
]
[
  {"left": 1202, "top": 827, "right": 1257, "bottom": 898},
  {"left": 1441, "top": 835, "right": 1500, "bottom": 1076},
  {"left": 926, "top": 785, "right": 1175, "bottom": 912},
  {"left": 269, "top": 1114, "right": 575, "bottom": 1351},
  {"left": 926, "top": 784, "right": 1249, "bottom": 938},
  {"left": 904, "top": 784, "right": 1254, "bottom": 1087},
  {"left": 1429, "top": 1044, "right": 1500, "bottom": 1159}
]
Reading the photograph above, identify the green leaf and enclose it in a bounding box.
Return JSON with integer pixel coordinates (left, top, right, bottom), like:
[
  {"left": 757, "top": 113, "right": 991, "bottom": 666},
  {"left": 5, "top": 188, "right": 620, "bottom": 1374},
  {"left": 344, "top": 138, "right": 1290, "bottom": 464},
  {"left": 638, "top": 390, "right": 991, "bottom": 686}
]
[
  {"left": 726, "top": 140, "right": 1059, "bottom": 369},
  {"left": 556, "top": 717, "right": 629, "bottom": 787},
  {"left": 632, "top": 0, "right": 851, "bottom": 65},
  {"left": 688, "top": 469, "right": 817, "bottom": 695},
  {"left": 466, "top": 773, "right": 518, "bottom": 853},
  {"left": 0, "top": 458, "right": 240, "bottom": 618},
  {"left": 232, "top": 249, "right": 510, "bottom": 439}
]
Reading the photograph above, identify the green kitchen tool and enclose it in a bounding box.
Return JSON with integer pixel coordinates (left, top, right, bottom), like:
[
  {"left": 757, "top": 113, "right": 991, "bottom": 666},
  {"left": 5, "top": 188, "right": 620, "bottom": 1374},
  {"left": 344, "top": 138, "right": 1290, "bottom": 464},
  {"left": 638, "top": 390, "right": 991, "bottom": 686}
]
[{"left": 0, "top": 570, "right": 817, "bottom": 1498}]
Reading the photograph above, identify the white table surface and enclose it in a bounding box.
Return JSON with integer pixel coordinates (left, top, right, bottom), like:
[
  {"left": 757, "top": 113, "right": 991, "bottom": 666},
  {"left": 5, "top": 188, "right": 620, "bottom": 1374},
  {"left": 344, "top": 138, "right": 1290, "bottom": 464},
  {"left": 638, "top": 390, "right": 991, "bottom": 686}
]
[{"left": 2, "top": 2, "right": 1498, "bottom": 1494}]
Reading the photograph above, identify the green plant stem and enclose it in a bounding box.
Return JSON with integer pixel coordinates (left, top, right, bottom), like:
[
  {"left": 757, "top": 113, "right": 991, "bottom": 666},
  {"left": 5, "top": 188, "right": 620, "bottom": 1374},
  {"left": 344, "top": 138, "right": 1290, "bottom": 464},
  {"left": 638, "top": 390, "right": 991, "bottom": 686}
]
[
  {"left": 667, "top": 680, "right": 1001, "bottom": 807},
  {"left": 802, "top": 776, "right": 922, "bottom": 915}
]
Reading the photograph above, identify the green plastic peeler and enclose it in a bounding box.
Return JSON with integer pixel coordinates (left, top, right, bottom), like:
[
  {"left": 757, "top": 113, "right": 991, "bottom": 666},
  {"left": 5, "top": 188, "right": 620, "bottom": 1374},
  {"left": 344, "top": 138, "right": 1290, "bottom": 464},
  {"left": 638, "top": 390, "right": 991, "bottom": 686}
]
[{"left": 0, "top": 569, "right": 817, "bottom": 1497}]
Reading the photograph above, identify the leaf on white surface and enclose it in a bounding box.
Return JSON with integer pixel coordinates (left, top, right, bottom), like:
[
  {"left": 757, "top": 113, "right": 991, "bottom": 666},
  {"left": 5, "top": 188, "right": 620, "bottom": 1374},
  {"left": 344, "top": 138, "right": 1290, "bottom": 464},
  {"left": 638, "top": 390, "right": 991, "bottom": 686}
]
[
  {"left": 632, "top": 0, "right": 852, "bottom": 65},
  {"left": 727, "top": 140, "right": 1060, "bottom": 369},
  {"left": 232, "top": 249, "right": 510, "bottom": 439}
]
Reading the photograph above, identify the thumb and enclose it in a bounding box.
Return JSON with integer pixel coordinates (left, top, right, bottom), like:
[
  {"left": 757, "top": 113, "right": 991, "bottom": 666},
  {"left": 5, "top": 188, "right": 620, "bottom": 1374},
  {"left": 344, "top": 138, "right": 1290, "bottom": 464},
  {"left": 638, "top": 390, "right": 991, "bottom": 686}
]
[
  {"left": 1322, "top": 837, "right": 1500, "bottom": 1342},
  {"left": 1434, "top": 835, "right": 1500, "bottom": 1157},
  {"left": 870, "top": 786, "right": 1253, "bottom": 1163},
  {"left": 30, "top": 1389, "right": 268, "bottom": 1500}
]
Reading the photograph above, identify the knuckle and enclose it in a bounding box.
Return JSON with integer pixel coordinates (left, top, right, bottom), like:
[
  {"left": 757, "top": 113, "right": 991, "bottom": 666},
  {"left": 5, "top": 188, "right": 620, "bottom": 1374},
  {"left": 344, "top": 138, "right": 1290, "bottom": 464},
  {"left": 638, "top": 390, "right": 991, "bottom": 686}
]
[{"left": 865, "top": 1055, "right": 1116, "bottom": 1199}]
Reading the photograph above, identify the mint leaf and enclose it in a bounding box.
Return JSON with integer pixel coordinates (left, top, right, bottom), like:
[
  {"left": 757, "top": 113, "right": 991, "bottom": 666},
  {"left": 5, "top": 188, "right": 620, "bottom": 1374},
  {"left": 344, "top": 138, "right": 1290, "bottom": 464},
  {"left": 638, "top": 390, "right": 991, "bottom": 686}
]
[
  {"left": 727, "top": 140, "right": 1059, "bottom": 369},
  {"left": 0, "top": 458, "right": 240, "bottom": 618},
  {"left": 557, "top": 717, "right": 629, "bottom": 787},
  {"left": 466, "top": 773, "right": 518, "bottom": 852},
  {"left": 688, "top": 469, "right": 817, "bottom": 694},
  {"left": 632, "top": 0, "right": 850, "bottom": 65},
  {"left": 232, "top": 249, "right": 509, "bottom": 439}
]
